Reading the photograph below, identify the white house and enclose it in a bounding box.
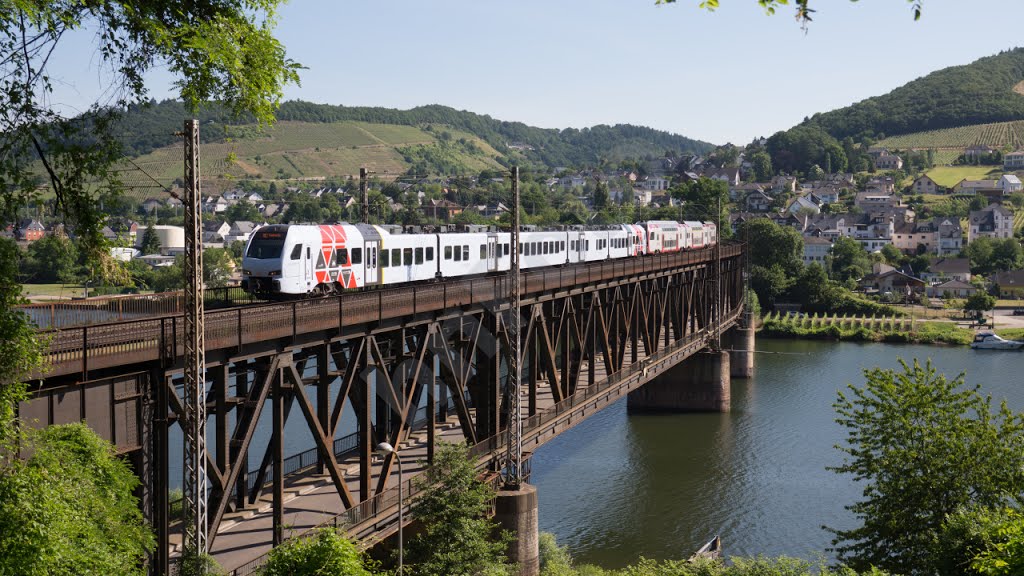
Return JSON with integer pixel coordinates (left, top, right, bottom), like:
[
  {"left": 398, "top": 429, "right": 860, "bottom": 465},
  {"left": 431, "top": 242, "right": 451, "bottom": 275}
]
[
  {"left": 967, "top": 204, "right": 1014, "bottom": 242},
  {"left": 225, "top": 221, "right": 259, "bottom": 245},
  {"left": 1004, "top": 151, "right": 1024, "bottom": 170},
  {"left": 999, "top": 174, "right": 1023, "bottom": 194}
]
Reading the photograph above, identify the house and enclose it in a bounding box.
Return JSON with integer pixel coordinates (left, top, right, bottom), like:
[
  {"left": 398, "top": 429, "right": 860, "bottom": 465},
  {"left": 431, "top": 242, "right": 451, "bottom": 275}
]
[
  {"left": 16, "top": 219, "right": 45, "bottom": 241},
  {"left": 745, "top": 190, "right": 774, "bottom": 212},
  {"left": 935, "top": 218, "right": 963, "bottom": 256},
  {"left": 142, "top": 198, "right": 163, "bottom": 214},
  {"left": 865, "top": 176, "right": 896, "bottom": 194},
  {"left": 803, "top": 236, "right": 832, "bottom": 266},
  {"left": 874, "top": 151, "right": 903, "bottom": 171},
  {"left": 892, "top": 220, "right": 938, "bottom": 254},
  {"left": 421, "top": 199, "right": 463, "bottom": 222},
  {"left": 729, "top": 183, "right": 765, "bottom": 202},
  {"left": 860, "top": 264, "right": 925, "bottom": 293},
  {"left": 925, "top": 258, "right": 971, "bottom": 284},
  {"left": 770, "top": 175, "right": 797, "bottom": 194},
  {"left": 926, "top": 280, "right": 978, "bottom": 299},
  {"left": 954, "top": 179, "right": 1000, "bottom": 195},
  {"left": 990, "top": 269, "right": 1024, "bottom": 298},
  {"left": 811, "top": 187, "right": 840, "bottom": 205},
  {"left": 787, "top": 196, "right": 820, "bottom": 216},
  {"left": 999, "top": 174, "right": 1023, "bottom": 194},
  {"left": 965, "top": 145, "right": 997, "bottom": 160},
  {"left": 911, "top": 175, "right": 941, "bottom": 195},
  {"left": 248, "top": 192, "right": 265, "bottom": 203},
  {"left": 224, "top": 221, "right": 258, "bottom": 245},
  {"left": 1004, "top": 151, "right": 1024, "bottom": 170},
  {"left": 135, "top": 254, "right": 177, "bottom": 268},
  {"left": 559, "top": 175, "right": 586, "bottom": 189},
  {"left": 639, "top": 176, "right": 670, "bottom": 191},
  {"left": 263, "top": 203, "right": 287, "bottom": 218},
  {"left": 967, "top": 204, "right": 1014, "bottom": 242},
  {"left": 705, "top": 167, "right": 741, "bottom": 186},
  {"left": 854, "top": 192, "right": 899, "bottom": 210}
]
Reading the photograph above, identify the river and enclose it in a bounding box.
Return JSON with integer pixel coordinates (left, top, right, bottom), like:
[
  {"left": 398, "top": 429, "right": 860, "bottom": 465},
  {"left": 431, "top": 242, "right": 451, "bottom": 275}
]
[{"left": 530, "top": 339, "right": 1024, "bottom": 568}]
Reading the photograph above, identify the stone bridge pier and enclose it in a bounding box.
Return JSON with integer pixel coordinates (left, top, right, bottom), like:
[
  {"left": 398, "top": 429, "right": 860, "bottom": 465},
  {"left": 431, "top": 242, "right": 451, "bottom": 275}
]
[{"left": 626, "top": 313, "right": 755, "bottom": 413}]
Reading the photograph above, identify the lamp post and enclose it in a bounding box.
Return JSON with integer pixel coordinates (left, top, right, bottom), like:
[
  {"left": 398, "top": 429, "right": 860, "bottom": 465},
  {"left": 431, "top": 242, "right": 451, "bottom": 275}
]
[{"left": 376, "top": 442, "right": 403, "bottom": 574}]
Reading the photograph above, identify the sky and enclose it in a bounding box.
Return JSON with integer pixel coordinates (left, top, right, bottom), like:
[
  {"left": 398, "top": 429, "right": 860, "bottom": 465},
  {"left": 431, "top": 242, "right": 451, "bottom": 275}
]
[{"left": 44, "top": 1, "right": 1024, "bottom": 146}]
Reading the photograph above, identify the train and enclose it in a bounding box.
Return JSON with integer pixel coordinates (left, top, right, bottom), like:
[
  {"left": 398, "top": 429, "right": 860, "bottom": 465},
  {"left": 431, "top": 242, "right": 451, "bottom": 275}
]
[{"left": 241, "top": 220, "right": 717, "bottom": 298}]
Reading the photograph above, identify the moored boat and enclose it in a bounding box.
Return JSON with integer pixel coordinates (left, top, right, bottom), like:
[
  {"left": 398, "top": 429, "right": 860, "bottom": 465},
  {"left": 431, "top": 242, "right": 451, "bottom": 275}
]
[
  {"left": 688, "top": 535, "right": 722, "bottom": 561},
  {"left": 970, "top": 331, "right": 1024, "bottom": 350}
]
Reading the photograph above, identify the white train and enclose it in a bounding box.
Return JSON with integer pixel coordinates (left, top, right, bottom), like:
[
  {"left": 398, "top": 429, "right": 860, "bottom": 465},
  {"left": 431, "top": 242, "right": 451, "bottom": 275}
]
[{"left": 241, "top": 220, "right": 717, "bottom": 298}]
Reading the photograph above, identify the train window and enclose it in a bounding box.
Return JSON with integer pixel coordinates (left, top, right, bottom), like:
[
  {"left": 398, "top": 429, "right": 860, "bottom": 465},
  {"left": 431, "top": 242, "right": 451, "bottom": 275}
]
[
  {"left": 531, "top": 242, "right": 538, "bottom": 255},
  {"left": 415, "top": 247, "right": 424, "bottom": 264},
  {"left": 454, "top": 246, "right": 462, "bottom": 261},
  {"left": 480, "top": 245, "right": 487, "bottom": 260},
  {"left": 351, "top": 248, "right": 362, "bottom": 265},
  {"left": 335, "top": 248, "right": 349, "bottom": 266},
  {"left": 372, "top": 248, "right": 377, "bottom": 267},
  {"left": 426, "top": 247, "right": 434, "bottom": 261},
  {"left": 463, "top": 245, "right": 469, "bottom": 260},
  {"left": 445, "top": 246, "right": 452, "bottom": 260},
  {"left": 403, "top": 248, "right": 413, "bottom": 265},
  {"left": 290, "top": 244, "right": 302, "bottom": 260},
  {"left": 392, "top": 248, "right": 401, "bottom": 266},
  {"left": 585, "top": 240, "right": 590, "bottom": 250},
  {"left": 542, "top": 242, "right": 548, "bottom": 255},
  {"left": 381, "top": 249, "right": 390, "bottom": 267},
  {"left": 504, "top": 243, "right": 509, "bottom": 255}
]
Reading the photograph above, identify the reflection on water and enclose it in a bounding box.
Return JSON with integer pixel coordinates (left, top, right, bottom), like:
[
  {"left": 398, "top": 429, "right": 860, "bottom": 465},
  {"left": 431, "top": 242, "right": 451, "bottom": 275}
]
[{"left": 531, "top": 340, "right": 1024, "bottom": 568}]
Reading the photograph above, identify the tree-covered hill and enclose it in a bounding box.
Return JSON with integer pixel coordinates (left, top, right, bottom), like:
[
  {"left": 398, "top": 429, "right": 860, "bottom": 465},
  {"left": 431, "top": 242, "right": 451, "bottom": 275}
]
[
  {"left": 114, "top": 99, "right": 714, "bottom": 169},
  {"left": 801, "top": 48, "right": 1024, "bottom": 141}
]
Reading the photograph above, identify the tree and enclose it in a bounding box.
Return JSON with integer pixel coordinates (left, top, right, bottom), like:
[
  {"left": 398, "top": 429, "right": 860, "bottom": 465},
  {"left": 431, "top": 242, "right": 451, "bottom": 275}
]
[
  {"left": 1, "top": 1, "right": 300, "bottom": 261},
  {"left": 966, "top": 237, "right": 996, "bottom": 274},
  {"left": 676, "top": 177, "right": 730, "bottom": 238},
  {"left": 828, "top": 237, "right": 871, "bottom": 284},
  {"left": 879, "top": 243, "right": 904, "bottom": 266},
  {"left": 139, "top": 225, "right": 162, "bottom": 255},
  {"left": 593, "top": 180, "right": 609, "bottom": 210},
  {"left": 405, "top": 442, "right": 513, "bottom": 576},
  {"left": 990, "top": 238, "right": 1023, "bottom": 272},
  {"left": 751, "top": 151, "right": 773, "bottom": 182},
  {"left": 0, "top": 239, "right": 43, "bottom": 446},
  {"left": 224, "top": 200, "right": 261, "bottom": 224},
  {"left": 22, "top": 234, "right": 81, "bottom": 284},
  {"left": 202, "top": 248, "right": 235, "bottom": 288},
  {"left": 260, "top": 527, "right": 374, "bottom": 576},
  {"left": 964, "top": 292, "right": 996, "bottom": 317},
  {"left": 0, "top": 423, "right": 155, "bottom": 575},
  {"left": 656, "top": 0, "right": 925, "bottom": 24},
  {"left": 828, "top": 360, "right": 1024, "bottom": 576}
]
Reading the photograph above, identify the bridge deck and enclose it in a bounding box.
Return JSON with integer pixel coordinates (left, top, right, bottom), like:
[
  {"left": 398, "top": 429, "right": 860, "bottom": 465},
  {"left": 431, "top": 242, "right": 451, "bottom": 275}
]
[{"left": 201, "top": 313, "right": 736, "bottom": 575}]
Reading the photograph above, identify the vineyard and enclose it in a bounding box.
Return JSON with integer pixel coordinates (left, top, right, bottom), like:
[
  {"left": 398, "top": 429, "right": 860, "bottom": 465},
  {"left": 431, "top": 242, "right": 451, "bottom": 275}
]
[
  {"left": 1015, "top": 208, "right": 1024, "bottom": 232},
  {"left": 759, "top": 312, "right": 976, "bottom": 345},
  {"left": 877, "top": 120, "right": 1024, "bottom": 157}
]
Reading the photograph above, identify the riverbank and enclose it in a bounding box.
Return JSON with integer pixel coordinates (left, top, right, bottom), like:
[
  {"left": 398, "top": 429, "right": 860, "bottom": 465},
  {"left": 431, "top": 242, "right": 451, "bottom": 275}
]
[{"left": 758, "top": 312, "right": 1024, "bottom": 345}]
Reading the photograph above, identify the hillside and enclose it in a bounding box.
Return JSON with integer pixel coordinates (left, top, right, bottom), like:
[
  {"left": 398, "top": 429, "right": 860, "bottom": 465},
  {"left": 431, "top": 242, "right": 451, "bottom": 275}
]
[
  {"left": 802, "top": 48, "right": 1024, "bottom": 141},
  {"left": 875, "top": 119, "right": 1024, "bottom": 163},
  {"left": 114, "top": 99, "right": 714, "bottom": 180}
]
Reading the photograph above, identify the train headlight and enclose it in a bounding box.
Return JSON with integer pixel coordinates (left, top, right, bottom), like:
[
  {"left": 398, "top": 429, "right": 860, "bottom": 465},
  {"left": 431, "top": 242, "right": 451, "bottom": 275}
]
[
  {"left": 269, "top": 270, "right": 281, "bottom": 277},
  {"left": 243, "top": 269, "right": 252, "bottom": 276}
]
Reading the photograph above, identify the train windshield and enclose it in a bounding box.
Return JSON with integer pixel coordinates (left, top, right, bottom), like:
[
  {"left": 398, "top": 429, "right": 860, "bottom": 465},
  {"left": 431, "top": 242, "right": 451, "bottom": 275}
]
[{"left": 246, "top": 229, "right": 286, "bottom": 259}]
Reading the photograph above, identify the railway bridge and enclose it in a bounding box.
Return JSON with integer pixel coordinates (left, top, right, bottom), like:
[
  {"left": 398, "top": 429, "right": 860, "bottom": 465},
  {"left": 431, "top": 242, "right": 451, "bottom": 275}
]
[{"left": 19, "top": 243, "right": 751, "bottom": 575}]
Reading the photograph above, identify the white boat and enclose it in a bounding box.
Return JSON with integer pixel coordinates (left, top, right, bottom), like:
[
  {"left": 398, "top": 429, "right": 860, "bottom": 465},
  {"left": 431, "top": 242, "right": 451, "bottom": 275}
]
[{"left": 970, "top": 332, "right": 1024, "bottom": 350}]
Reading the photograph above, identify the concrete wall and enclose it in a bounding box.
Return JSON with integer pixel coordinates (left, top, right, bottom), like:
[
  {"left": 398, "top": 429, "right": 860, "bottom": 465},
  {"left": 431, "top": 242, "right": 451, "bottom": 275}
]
[{"left": 627, "top": 350, "right": 730, "bottom": 413}]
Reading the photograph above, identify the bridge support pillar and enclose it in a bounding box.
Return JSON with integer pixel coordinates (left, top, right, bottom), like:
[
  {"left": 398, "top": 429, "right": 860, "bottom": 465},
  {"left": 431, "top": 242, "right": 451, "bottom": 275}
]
[
  {"left": 627, "top": 350, "right": 730, "bottom": 413},
  {"left": 728, "top": 322, "right": 755, "bottom": 379},
  {"left": 495, "top": 483, "right": 539, "bottom": 576}
]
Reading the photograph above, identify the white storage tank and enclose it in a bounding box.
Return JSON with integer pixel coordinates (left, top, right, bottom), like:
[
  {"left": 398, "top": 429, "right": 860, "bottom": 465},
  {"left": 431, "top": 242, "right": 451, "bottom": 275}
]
[{"left": 137, "top": 225, "right": 185, "bottom": 255}]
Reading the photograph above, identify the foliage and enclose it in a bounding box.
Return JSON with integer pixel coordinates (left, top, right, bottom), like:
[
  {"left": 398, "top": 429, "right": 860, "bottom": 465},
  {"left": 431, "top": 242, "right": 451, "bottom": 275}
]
[
  {"left": 20, "top": 234, "right": 82, "bottom": 284},
  {"left": 964, "top": 292, "right": 997, "bottom": 315},
  {"left": 203, "top": 248, "right": 236, "bottom": 288},
  {"left": 967, "top": 508, "right": 1024, "bottom": 576},
  {"left": 176, "top": 547, "right": 225, "bottom": 576},
  {"left": 0, "top": 1, "right": 300, "bottom": 259},
  {"left": 751, "top": 151, "right": 773, "bottom": 181},
  {"left": 259, "top": 527, "right": 373, "bottom": 576},
  {"left": 0, "top": 238, "right": 44, "bottom": 446},
  {"left": 539, "top": 532, "right": 575, "bottom": 576},
  {"left": 828, "top": 360, "right": 1024, "bottom": 575},
  {"left": 0, "top": 423, "right": 155, "bottom": 575},
  {"left": 759, "top": 315, "right": 967, "bottom": 345},
  {"left": 766, "top": 125, "right": 846, "bottom": 176},
  {"left": 673, "top": 177, "right": 730, "bottom": 238},
  {"left": 224, "top": 200, "right": 261, "bottom": 224},
  {"left": 934, "top": 506, "right": 1019, "bottom": 576},
  {"left": 405, "top": 442, "right": 513, "bottom": 576},
  {"left": 140, "top": 225, "right": 162, "bottom": 255},
  {"left": 827, "top": 237, "right": 871, "bottom": 285},
  {"left": 736, "top": 218, "right": 803, "bottom": 309}
]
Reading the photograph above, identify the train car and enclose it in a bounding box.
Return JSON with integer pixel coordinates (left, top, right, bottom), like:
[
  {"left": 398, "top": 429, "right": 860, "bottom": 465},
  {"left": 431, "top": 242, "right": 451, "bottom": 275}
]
[
  {"left": 702, "top": 221, "right": 717, "bottom": 247},
  {"left": 520, "top": 230, "right": 569, "bottom": 268},
  {"left": 683, "top": 221, "right": 706, "bottom": 250},
  {"left": 625, "top": 224, "right": 647, "bottom": 256},
  {"left": 242, "top": 223, "right": 374, "bottom": 297},
  {"left": 640, "top": 220, "right": 682, "bottom": 253},
  {"left": 607, "top": 226, "right": 631, "bottom": 260},
  {"left": 379, "top": 227, "right": 439, "bottom": 284}
]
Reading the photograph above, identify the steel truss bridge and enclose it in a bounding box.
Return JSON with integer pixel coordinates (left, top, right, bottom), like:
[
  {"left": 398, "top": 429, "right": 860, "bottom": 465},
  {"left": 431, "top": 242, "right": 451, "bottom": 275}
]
[{"left": 20, "top": 243, "right": 746, "bottom": 575}]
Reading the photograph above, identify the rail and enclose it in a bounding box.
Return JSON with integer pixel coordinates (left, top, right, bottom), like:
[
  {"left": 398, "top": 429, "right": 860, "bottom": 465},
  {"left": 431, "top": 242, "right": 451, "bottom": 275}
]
[
  {"left": 223, "top": 301, "right": 744, "bottom": 576},
  {"left": 39, "top": 244, "right": 743, "bottom": 379}
]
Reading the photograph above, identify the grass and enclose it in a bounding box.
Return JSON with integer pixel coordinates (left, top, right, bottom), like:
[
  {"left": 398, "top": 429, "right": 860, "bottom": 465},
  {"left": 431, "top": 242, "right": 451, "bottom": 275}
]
[
  {"left": 20, "top": 283, "right": 86, "bottom": 299},
  {"left": 924, "top": 166, "right": 1002, "bottom": 188}
]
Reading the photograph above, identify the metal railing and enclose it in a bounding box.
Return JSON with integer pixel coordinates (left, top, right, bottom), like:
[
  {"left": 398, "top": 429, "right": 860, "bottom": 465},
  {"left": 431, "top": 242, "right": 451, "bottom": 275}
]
[
  {"left": 19, "top": 285, "right": 258, "bottom": 330},
  {"left": 38, "top": 244, "right": 744, "bottom": 379}
]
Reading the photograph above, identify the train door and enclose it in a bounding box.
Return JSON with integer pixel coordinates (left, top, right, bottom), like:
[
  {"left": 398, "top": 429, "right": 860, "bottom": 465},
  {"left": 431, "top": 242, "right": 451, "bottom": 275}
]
[
  {"left": 304, "top": 246, "right": 312, "bottom": 289},
  {"left": 486, "top": 236, "right": 498, "bottom": 272},
  {"left": 364, "top": 240, "right": 378, "bottom": 285},
  {"left": 575, "top": 231, "right": 585, "bottom": 262}
]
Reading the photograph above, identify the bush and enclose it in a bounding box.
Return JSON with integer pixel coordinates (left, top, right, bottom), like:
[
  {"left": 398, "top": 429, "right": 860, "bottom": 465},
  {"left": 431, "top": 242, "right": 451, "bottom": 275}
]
[{"left": 259, "top": 527, "right": 373, "bottom": 576}]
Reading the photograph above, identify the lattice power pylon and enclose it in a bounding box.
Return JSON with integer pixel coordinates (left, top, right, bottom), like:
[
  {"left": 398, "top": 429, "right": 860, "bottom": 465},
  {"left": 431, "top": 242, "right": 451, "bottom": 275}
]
[
  {"left": 182, "top": 118, "right": 208, "bottom": 555},
  {"left": 504, "top": 166, "right": 523, "bottom": 489}
]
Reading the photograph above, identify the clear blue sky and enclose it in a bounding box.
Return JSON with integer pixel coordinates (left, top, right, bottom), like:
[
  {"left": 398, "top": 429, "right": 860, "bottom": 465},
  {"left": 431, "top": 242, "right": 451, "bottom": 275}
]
[{"left": 46, "top": 1, "right": 1024, "bottom": 146}]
